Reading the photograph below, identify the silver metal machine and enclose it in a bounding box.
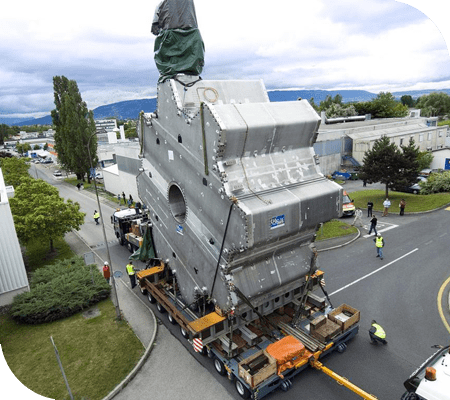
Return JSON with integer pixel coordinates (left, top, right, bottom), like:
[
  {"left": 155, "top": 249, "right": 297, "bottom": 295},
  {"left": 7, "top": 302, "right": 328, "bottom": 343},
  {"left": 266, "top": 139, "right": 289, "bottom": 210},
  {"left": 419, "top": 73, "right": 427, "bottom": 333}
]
[{"left": 137, "top": 75, "right": 342, "bottom": 320}]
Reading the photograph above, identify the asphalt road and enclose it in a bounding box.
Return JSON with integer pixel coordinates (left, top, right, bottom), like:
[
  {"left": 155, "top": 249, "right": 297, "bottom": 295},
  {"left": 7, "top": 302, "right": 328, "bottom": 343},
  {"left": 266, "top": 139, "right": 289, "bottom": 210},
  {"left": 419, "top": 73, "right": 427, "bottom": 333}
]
[{"left": 7, "top": 165, "right": 450, "bottom": 400}]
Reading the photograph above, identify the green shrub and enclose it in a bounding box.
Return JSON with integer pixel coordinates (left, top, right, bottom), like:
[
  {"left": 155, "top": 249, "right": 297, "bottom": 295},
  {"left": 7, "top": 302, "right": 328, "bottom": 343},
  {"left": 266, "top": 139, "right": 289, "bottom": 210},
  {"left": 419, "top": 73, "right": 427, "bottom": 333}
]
[
  {"left": 11, "top": 257, "right": 110, "bottom": 324},
  {"left": 420, "top": 171, "right": 450, "bottom": 194}
]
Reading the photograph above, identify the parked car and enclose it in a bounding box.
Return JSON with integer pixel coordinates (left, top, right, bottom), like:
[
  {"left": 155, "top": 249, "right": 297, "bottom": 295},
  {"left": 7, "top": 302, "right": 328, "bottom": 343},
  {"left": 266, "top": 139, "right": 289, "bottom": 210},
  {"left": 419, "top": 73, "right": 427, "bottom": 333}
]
[
  {"left": 393, "top": 177, "right": 427, "bottom": 195},
  {"left": 53, "top": 170, "right": 62, "bottom": 177},
  {"left": 40, "top": 158, "right": 53, "bottom": 164},
  {"left": 341, "top": 191, "right": 356, "bottom": 217}
]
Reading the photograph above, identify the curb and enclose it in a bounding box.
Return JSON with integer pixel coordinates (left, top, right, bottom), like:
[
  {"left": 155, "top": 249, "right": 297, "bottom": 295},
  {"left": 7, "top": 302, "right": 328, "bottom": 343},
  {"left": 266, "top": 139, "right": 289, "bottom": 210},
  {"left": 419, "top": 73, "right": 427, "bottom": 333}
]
[{"left": 102, "top": 289, "right": 158, "bottom": 400}]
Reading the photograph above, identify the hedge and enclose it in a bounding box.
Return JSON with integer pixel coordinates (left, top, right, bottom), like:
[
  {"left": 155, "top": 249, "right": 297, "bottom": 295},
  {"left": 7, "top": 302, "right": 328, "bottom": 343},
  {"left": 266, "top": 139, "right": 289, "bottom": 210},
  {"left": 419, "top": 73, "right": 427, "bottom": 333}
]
[{"left": 10, "top": 257, "right": 111, "bottom": 324}]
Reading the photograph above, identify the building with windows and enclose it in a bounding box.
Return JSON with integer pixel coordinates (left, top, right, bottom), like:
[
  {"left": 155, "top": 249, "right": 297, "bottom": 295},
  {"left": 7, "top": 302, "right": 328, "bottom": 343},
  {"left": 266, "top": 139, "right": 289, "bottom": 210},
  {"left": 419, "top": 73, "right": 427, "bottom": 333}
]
[{"left": 315, "top": 115, "right": 449, "bottom": 175}]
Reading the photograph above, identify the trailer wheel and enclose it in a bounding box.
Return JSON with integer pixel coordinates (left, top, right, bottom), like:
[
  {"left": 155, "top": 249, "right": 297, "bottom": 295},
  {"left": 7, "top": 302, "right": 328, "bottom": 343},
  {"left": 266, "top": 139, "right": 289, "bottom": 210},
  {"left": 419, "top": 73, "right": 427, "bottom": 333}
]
[
  {"left": 336, "top": 343, "right": 347, "bottom": 353},
  {"left": 235, "top": 379, "right": 250, "bottom": 399},
  {"left": 167, "top": 313, "right": 177, "bottom": 325},
  {"left": 156, "top": 302, "right": 166, "bottom": 313},
  {"left": 118, "top": 236, "right": 124, "bottom": 246},
  {"left": 180, "top": 326, "right": 189, "bottom": 339},
  {"left": 214, "top": 358, "right": 227, "bottom": 376},
  {"left": 127, "top": 243, "right": 133, "bottom": 253},
  {"left": 401, "top": 393, "right": 418, "bottom": 400},
  {"left": 139, "top": 285, "right": 147, "bottom": 295},
  {"left": 147, "top": 293, "right": 156, "bottom": 304}
]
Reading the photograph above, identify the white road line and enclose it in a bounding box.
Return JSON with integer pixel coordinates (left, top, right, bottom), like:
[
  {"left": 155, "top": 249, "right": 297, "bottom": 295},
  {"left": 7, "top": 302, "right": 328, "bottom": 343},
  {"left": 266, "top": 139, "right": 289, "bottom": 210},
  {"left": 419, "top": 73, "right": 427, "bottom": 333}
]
[
  {"left": 329, "top": 248, "right": 419, "bottom": 296},
  {"left": 362, "top": 223, "right": 398, "bottom": 238}
]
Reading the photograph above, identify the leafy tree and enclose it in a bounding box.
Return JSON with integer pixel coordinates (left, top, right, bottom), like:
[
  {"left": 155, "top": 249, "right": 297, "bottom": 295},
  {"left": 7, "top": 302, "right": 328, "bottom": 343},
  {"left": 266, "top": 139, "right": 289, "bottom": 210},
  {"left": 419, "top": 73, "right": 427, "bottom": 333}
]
[
  {"left": 9, "top": 177, "right": 85, "bottom": 252},
  {"left": 16, "top": 142, "right": 31, "bottom": 156},
  {"left": 33, "top": 144, "right": 41, "bottom": 150},
  {"left": 354, "top": 92, "right": 409, "bottom": 118},
  {"left": 417, "top": 151, "right": 433, "bottom": 171},
  {"left": 51, "top": 76, "right": 97, "bottom": 181},
  {"left": 400, "top": 95, "right": 415, "bottom": 107},
  {"left": 358, "top": 136, "right": 419, "bottom": 198},
  {"left": 43, "top": 142, "right": 49, "bottom": 151},
  {"left": 415, "top": 92, "right": 450, "bottom": 117},
  {"left": 0, "top": 157, "right": 30, "bottom": 187}
]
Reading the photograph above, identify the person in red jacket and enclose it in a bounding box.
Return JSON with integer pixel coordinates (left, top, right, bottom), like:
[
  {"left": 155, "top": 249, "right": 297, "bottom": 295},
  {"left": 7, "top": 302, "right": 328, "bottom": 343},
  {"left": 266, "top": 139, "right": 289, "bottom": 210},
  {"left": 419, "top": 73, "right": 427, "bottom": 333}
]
[{"left": 103, "top": 261, "right": 111, "bottom": 284}]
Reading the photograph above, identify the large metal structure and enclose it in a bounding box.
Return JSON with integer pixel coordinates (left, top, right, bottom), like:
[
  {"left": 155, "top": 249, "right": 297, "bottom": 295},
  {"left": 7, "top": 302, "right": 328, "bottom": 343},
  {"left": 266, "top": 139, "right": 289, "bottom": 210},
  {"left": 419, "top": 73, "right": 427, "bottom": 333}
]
[{"left": 137, "top": 75, "right": 342, "bottom": 320}]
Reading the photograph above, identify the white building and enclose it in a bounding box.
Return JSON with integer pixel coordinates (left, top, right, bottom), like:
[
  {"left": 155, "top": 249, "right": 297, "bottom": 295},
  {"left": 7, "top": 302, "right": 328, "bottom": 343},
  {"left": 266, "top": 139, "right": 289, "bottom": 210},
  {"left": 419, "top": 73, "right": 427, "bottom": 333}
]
[{"left": 0, "top": 169, "right": 29, "bottom": 306}]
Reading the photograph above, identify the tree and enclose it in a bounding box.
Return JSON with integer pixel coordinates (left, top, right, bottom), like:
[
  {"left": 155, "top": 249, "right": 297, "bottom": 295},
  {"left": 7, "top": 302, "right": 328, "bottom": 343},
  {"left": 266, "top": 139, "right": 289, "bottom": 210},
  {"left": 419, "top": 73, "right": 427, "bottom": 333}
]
[
  {"left": 417, "top": 151, "right": 433, "bottom": 171},
  {"left": 51, "top": 76, "right": 97, "bottom": 181},
  {"left": 400, "top": 95, "right": 415, "bottom": 107},
  {"left": 415, "top": 92, "right": 450, "bottom": 117},
  {"left": 0, "top": 157, "right": 30, "bottom": 187},
  {"left": 354, "top": 92, "right": 409, "bottom": 118},
  {"left": 9, "top": 177, "right": 85, "bottom": 252},
  {"left": 16, "top": 142, "right": 31, "bottom": 156},
  {"left": 33, "top": 144, "right": 41, "bottom": 150},
  {"left": 358, "top": 136, "right": 419, "bottom": 198}
]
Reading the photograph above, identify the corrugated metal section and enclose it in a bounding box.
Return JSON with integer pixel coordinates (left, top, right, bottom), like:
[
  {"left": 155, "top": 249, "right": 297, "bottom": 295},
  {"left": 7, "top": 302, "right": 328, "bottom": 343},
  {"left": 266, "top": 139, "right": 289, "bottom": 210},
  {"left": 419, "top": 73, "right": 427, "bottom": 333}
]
[
  {"left": 0, "top": 169, "right": 29, "bottom": 297},
  {"left": 313, "top": 138, "right": 342, "bottom": 156}
]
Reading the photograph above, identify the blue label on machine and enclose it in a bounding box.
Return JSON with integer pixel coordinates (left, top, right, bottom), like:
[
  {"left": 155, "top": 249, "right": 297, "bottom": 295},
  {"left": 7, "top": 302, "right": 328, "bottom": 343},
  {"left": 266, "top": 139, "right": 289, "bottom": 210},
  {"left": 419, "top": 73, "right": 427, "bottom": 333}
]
[
  {"left": 176, "top": 225, "right": 184, "bottom": 235},
  {"left": 270, "top": 214, "right": 285, "bottom": 229}
]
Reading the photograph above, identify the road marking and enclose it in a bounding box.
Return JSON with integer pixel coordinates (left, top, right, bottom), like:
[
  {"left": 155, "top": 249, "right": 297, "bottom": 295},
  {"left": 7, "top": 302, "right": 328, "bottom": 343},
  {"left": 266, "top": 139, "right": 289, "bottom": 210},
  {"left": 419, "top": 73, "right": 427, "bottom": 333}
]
[
  {"left": 362, "top": 222, "right": 398, "bottom": 238},
  {"left": 329, "top": 248, "right": 419, "bottom": 296},
  {"left": 437, "top": 276, "right": 450, "bottom": 334}
]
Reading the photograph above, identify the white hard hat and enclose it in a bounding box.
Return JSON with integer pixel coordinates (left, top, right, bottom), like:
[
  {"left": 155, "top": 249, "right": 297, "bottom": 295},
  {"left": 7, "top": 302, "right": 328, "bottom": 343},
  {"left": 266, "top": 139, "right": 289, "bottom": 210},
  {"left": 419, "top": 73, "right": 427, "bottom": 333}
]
[{"left": 104, "top": 261, "right": 109, "bottom": 265}]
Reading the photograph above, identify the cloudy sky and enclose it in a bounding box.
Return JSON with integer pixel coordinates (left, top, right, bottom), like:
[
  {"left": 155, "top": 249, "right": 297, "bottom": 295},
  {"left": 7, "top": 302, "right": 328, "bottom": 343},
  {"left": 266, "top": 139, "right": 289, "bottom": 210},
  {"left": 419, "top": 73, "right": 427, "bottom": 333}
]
[{"left": 1, "top": 0, "right": 449, "bottom": 119}]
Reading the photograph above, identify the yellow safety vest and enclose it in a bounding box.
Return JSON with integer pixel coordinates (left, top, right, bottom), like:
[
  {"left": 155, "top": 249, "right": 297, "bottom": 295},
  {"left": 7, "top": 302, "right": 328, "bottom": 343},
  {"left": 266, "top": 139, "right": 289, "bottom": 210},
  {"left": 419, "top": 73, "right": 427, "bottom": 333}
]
[
  {"left": 372, "top": 323, "right": 386, "bottom": 339},
  {"left": 376, "top": 237, "right": 384, "bottom": 248},
  {"left": 94, "top": 212, "right": 100, "bottom": 219},
  {"left": 126, "top": 264, "right": 135, "bottom": 275}
]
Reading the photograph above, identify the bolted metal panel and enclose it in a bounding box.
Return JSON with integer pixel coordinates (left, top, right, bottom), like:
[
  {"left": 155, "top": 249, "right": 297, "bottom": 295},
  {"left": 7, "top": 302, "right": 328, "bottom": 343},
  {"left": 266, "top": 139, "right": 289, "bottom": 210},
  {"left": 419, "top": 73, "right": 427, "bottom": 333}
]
[{"left": 137, "top": 77, "right": 341, "bottom": 314}]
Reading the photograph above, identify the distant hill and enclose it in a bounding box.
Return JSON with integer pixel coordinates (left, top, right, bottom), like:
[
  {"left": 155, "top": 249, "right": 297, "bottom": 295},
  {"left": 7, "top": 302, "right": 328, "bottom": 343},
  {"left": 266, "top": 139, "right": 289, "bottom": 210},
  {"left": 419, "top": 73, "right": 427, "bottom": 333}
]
[{"left": 9, "top": 88, "right": 450, "bottom": 127}]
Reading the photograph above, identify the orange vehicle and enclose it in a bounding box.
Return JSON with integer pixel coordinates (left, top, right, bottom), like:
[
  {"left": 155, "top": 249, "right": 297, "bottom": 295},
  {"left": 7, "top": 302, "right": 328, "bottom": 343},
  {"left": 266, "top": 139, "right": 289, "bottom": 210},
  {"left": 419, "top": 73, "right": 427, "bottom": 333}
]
[{"left": 342, "top": 191, "right": 356, "bottom": 217}]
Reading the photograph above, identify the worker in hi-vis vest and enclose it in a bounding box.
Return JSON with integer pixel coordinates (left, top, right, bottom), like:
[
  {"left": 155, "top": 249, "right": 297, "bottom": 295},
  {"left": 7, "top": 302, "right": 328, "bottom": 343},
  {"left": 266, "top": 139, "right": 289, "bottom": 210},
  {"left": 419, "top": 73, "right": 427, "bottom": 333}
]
[
  {"left": 126, "top": 261, "right": 137, "bottom": 289},
  {"left": 374, "top": 233, "right": 385, "bottom": 260},
  {"left": 369, "top": 320, "right": 387, "bottom": 345},
  {"left": 93, "top": 210, "right": 100, "bottom": 225}
]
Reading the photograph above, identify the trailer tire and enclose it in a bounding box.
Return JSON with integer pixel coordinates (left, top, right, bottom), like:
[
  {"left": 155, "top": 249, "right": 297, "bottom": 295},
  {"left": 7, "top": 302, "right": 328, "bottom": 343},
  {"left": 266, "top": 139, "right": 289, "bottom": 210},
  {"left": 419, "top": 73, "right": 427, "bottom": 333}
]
[
  {"left": 235, "top": 379, "right": 251, "bottom": 399},
  {"left": 180, "top": 326, "right": 189, "bottom": 339},
  {"left": 147, "top": 293, "right": 156, "bottom": 304},
  {"left": 156, "top": 302, "right": 166, "bottom": 313},
  {"left": 336, "top": 343, "right": 347, "bottom": 353},
  {"left": 214, "top": 358, "right": 227, "bottom": 376},
  {"left": 167, "top": 313, "right": 177, "bottom": 325},
  {"left": 118, "top": 236, "right": 124, "bottom": 246},
  {"left": 139, "top": 285, "right": 147, "bottom": 295},
  {"left": 127, "top": 243, "right": 133, "bottom": 253}
]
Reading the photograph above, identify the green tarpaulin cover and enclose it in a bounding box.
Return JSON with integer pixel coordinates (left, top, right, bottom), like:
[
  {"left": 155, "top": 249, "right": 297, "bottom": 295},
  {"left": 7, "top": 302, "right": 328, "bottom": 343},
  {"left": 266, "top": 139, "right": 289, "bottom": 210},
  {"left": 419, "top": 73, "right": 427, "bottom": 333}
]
[
  {"left": 154, "top": 27, "right": 204, "bottom": 83},
  {"left": 129, "top": 226, "right": 156, "bottom": 261}
]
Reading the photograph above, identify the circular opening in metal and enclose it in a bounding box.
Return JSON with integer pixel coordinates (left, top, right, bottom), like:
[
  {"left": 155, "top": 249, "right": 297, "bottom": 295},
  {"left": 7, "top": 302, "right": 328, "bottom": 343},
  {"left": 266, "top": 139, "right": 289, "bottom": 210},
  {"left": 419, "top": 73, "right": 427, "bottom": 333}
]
[{"left": 168, "top": 183, "right": 187, "bottom": 223}]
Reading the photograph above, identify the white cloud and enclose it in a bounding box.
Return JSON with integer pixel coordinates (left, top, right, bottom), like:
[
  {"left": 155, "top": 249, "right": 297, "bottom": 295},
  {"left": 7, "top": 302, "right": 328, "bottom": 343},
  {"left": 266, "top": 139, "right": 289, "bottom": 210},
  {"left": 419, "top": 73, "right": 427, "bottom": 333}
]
[{"left": 0, "top": 0, "right": 449, "bottom": 119}]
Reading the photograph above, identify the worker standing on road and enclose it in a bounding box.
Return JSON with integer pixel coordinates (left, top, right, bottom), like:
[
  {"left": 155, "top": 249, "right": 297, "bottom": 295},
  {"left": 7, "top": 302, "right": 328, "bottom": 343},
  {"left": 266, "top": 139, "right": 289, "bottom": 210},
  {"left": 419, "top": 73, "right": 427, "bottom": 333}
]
[
  {"left": 369, "top": 320, "right": 387, "bottom": 345},
  {"left": 93, "top": 210, "right": 100, "bottom": 225},
  {"left": 352, "top": 208, "right": 363, "bottom": 227},
  {"left": 399, "top": 198, "right": 406, "bottom": 215},
  {"left": 126, "top": 261, "right": 137, "bottom": 289},
  {"left": 367, "top": 200, "right": 373, "bottom": 217},
  {"left": 382, "top": 198, "right": 391, "bottom": 217},
  {"left": 368, "top": 216, "right": 378, "bottom": 235},
  {"left": 103, "top": 261, "right": 111, "bottom": 284},
  {"left": 374, "top": 233, "right": 384, "bottom": 260}
]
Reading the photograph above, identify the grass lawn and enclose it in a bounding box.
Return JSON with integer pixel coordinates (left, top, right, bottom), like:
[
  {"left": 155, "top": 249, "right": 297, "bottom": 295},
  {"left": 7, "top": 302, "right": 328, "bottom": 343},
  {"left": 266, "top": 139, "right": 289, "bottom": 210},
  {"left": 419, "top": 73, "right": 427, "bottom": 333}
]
[
  {"left": 0, "top": 299, "right": 144, "bottom": 400},
  {"left": 316, "top": 219, "right": 358, "bottom": 241},
  {"left": 350, "top": 190, "right": 450, "bottom": 213}
]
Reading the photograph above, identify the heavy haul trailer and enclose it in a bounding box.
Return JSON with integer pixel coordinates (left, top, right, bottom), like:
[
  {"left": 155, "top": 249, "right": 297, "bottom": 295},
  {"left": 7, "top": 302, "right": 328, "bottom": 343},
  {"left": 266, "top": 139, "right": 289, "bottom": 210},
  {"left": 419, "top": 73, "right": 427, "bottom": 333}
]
[
  {"left": 137, "top": 262, "right": 361, "bottom": 399},
  {"left": 134, "top": 77, "right": 375, "bottom": 398}
]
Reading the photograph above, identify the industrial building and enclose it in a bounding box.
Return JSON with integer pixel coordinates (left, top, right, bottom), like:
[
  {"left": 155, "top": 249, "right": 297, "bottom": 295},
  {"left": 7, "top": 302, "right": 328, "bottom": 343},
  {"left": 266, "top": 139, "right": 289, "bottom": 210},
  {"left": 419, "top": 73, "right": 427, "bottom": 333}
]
[{"left": 0, "top": 168, "right": 29, "bottom": 306}]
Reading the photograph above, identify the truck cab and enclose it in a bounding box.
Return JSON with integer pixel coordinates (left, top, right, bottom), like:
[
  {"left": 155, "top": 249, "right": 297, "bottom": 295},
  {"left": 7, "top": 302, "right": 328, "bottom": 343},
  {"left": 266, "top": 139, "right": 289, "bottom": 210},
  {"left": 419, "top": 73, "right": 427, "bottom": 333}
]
[
  {"left": 401, "top": 345, "right": 450, "bottom": 400},
  {"left": 111, "top": 207, "right": 149, "bottom": 252}
]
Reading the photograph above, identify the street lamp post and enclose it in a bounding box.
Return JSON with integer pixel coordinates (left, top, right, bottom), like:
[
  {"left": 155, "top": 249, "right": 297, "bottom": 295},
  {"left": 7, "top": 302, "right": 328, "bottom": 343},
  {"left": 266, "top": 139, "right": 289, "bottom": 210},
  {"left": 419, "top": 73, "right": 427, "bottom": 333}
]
[{"left": 87, "top": 132, "right": 121, "bottom": 320}]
